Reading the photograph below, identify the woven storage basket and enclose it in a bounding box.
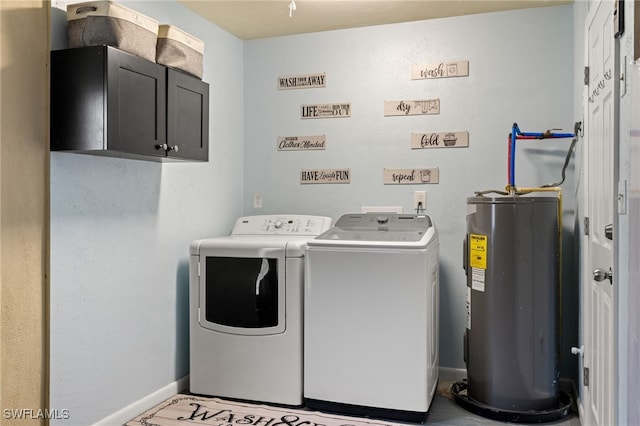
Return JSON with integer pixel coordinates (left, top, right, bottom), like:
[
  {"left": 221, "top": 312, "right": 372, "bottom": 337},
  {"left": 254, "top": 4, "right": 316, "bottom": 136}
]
[
  {"left": 67, "top": 1, "right": 159, "bottom": 62},
  {"left": 156, "top": 25, "right": 204, "bottom": 79}
]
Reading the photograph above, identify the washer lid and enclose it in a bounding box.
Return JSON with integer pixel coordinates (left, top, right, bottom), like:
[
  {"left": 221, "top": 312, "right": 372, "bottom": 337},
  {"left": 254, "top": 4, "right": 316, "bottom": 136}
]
[{"left": 309, "top": 213, "right": 435, "bottom": 246}]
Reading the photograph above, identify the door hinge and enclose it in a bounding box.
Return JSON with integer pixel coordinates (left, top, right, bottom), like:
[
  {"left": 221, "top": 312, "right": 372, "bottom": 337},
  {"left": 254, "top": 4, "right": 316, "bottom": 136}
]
[
  {"left": 584, "top": 66, "right": 590, "bottom": 85},
  {"left": 584, "top": 366, "right": 590, "bottom": 387},
  {"left": 584, "top": 217, "right": 589, "bottom": 235}
]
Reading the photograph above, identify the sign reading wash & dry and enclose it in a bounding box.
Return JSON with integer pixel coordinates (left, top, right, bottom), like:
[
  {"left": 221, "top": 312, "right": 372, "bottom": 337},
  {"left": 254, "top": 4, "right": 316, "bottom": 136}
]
[{"left": 300, "top": 168, "right": 351, "bottom": 184}]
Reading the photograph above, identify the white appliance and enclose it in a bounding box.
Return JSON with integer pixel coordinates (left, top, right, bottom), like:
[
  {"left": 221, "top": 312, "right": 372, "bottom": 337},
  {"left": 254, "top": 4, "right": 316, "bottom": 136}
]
[
  {"left": 189, "top": 214, "right": 332, "bottom": 405},
  {"left": 304, "top": 213, "right": 439, "bottom": 422}
]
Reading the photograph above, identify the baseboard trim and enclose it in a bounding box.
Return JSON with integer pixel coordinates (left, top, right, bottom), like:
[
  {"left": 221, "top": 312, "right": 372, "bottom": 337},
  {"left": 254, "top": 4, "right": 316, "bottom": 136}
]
[
  {"left": 92, "top": 375, "right": 190, "bottom": 425},
  {"left": 438, "top": 367, "right": 466, "bottom": 382}
]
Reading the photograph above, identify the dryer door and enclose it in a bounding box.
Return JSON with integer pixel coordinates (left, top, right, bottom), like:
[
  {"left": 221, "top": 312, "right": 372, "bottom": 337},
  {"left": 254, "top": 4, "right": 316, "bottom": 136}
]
[{"left": 198, "top": 247, "right": 286, "bottom": 335}]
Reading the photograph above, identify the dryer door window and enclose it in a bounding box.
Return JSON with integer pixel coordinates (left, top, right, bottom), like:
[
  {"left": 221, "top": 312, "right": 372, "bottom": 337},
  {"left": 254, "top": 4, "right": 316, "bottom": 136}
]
[{"left": 202, "top": 256, "right": 283, "bottom": 334}]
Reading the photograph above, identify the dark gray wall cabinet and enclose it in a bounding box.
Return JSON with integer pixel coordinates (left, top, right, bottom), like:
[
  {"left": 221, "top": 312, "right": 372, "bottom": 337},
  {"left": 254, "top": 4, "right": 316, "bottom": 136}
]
[{"left": 51, "top": 45, "right": 209, "bottom": 162}]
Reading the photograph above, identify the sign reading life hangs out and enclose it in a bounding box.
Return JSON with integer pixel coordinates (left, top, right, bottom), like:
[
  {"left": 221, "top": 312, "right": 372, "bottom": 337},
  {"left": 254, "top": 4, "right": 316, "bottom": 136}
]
[
  {"left": 301, "top": 103, "right": 351, "bottom": 119},
  {"left": 278, "top": 73, "right": 326, "bottom": 90}
]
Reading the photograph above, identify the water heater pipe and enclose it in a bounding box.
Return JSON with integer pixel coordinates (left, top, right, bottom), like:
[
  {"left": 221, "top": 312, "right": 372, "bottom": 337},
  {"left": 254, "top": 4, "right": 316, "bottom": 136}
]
[{"left": 507, "top": 123, "right": 574, "bottom": 193}]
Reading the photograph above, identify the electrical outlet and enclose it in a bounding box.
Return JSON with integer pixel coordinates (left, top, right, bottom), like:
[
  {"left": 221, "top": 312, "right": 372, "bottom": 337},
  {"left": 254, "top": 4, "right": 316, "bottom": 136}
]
[
  {"left": 413, "top": 190, "right": 426, "bottom": 212},
  {"left": 253, "top": 193, "right": 263, "bottom": 208}
]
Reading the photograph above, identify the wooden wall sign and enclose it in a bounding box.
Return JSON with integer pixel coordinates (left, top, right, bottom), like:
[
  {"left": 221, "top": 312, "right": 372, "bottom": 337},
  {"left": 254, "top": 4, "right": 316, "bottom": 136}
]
[
  {"left": 278, "top": 73, "right": 326, "bottom": 90},
  {"left": 383, "top": 168, "right": 439, "bottom": 184},
  {"left": 300, "top": 168, "right": 351, "bottom": 184},
  {"left": 411, "top": 60, "right": 469, "bottom": 80},
  {"left": 411, "top": 131, "right": 469, "bottom": 149},
  {"left": 278, "top": 135, "right": 326, "bottom": 151},
  {"left": 384, "top": 99, "right": 440, "bottom": 116},
  {"left": 301, "top": 103, "right": 351, "bottom": 119}
]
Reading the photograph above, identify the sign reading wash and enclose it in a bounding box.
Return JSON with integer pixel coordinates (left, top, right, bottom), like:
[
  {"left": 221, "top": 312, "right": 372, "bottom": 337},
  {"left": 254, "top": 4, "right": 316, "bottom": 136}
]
[
  {"left": 411, "top": 60, "right": 469, "bottom": 80},
  {"left": 300, "top": 169, "right": 351, "bottom": 184},
  {"left": 278, "top": 73, "right": 326, "bottom": 90}
]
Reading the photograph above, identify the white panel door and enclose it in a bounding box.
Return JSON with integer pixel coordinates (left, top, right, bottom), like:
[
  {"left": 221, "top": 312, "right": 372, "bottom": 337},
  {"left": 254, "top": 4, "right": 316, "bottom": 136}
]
[{"left": 584, "top": 1, "right": 616, "bottom": 425}]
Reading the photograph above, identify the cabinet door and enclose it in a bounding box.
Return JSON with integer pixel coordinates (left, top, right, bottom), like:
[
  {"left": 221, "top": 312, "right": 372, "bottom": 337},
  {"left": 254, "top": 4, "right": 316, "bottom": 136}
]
[
  {"left": 106, "top": 47, "right": 167, "bottom": 158},
  {"left": 166, "top": 69, "right": 209, "bottom": 161}
]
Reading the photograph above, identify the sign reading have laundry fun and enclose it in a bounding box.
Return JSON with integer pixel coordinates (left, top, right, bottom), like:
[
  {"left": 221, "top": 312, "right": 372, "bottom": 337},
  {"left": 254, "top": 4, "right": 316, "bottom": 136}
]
[{"left": 300, "top": 169, "right": 351, "bottom": 184}]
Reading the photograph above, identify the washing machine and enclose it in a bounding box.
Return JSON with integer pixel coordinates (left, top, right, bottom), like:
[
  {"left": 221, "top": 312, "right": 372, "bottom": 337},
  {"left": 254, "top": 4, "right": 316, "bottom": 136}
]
[
  {"left": 189, "top": 214, "right": 332, "bottom": 406},
  {"left": 304, "top": 213, "right": 439, "bottom": 422}
]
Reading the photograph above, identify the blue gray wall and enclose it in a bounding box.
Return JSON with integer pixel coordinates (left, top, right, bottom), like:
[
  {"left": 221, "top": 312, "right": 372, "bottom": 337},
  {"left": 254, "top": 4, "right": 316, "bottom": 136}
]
[
  {"left": 49, "top": 1, "right": 244, "bottom": 424},
  {"left": 243, "top": 5, "right": 575, "bottom": 372}
]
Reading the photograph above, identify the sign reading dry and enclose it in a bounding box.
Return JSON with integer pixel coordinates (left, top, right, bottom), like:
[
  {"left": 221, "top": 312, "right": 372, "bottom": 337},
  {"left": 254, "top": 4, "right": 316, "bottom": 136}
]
[{"left": 384, "top": 99, "right": 440, "bottom": 116}]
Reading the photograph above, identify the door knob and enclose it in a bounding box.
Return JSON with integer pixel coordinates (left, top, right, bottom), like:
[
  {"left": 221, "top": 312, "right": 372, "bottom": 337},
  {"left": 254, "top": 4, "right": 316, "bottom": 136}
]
[{"left": 593, "top": 267, "right": 613, "bottom": 284}]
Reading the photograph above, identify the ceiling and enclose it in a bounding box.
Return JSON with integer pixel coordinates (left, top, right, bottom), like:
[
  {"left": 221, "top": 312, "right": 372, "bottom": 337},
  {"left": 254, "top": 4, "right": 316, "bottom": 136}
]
[{"left": 178, "top": 0, "right": 572, "bottom": 40}]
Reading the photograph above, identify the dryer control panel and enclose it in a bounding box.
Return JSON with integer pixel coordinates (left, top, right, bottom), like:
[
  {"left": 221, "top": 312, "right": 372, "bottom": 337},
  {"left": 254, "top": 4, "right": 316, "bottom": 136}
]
[{"left": 231, "top": 215, "right": 332, "bottom": 236}]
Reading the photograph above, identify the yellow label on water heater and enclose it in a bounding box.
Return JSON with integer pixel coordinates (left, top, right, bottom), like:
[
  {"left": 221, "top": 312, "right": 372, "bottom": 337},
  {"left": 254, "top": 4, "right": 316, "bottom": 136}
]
[{"left": 469, "top": 234, "right": 488, "bottom": 269}]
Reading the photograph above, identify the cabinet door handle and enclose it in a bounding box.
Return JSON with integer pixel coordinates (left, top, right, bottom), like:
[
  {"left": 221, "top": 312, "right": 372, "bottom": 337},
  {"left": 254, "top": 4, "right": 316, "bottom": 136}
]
[
  {"left": 156, "top": 143, "right": 168, "bottom": 151},
  {"left": 169, "top": 145, "right": 179, "bottom": 152}
]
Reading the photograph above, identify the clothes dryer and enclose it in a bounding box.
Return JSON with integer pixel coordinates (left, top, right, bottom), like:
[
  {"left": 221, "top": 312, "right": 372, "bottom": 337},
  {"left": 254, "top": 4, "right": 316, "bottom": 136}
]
[
  {"left": 304, "top": 213, "right": 439, "bottom": 422},
  {"left": 189, "top": 215, "right": 332, "bottom": 406}
]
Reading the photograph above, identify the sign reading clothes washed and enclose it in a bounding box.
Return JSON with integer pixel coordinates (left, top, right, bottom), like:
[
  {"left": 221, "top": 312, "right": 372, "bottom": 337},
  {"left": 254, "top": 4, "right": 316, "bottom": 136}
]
[
  {"left": 411, "top": 131, "right": 469, "bottom": 149},
  {"left": 278, "top": 73, "right": 326, "bottom": 90},
  {"left": 301, "top": 103, "right": 351, "bottom": 119},
  {"left": 300, "top": 168, "right": 351, "bottom": 184},
  {"left": 411, "top": 60, "right": 469, "bottom": 80},
  {"left": 278, "top": 135, "right": 326, "bottom": 151},
  {"left": 383, "top": 168, "right": 439, "bottom": 184},
  {"left": 384, "top": 99, "right": 440, "bottom": 116}
]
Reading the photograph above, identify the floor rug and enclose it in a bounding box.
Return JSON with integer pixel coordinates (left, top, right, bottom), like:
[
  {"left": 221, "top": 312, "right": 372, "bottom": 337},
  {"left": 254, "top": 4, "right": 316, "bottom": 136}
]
[{"left": 125, "top": 395, "right": 407, "bottom": 426}]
